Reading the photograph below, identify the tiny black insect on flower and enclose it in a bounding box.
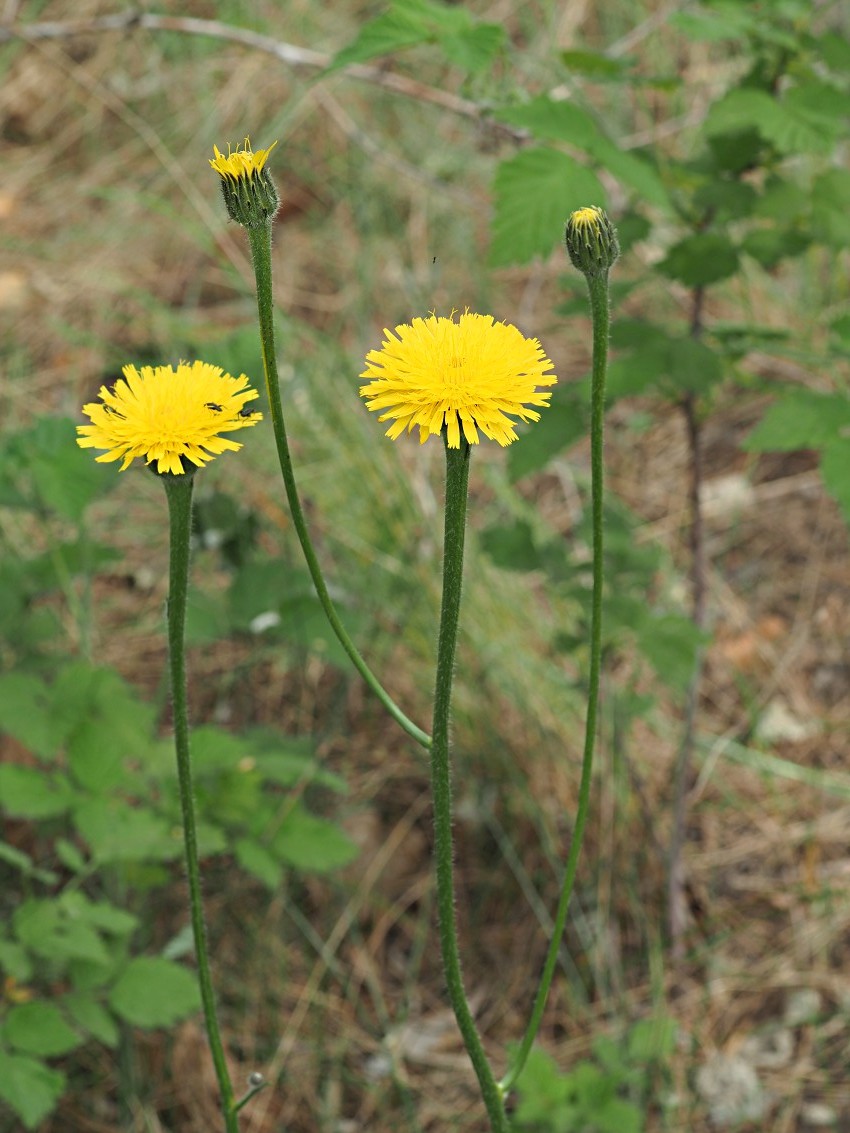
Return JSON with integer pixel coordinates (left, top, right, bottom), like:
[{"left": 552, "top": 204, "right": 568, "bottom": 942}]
[
  {"left": 238, "top": 406, "right": 258, "bottom": 418},
  {"left": 205, "top": 402, "right": 223, "bottom": 412},
  {"left": 103, "top": 404, "right": 125, "bottom": 418}
]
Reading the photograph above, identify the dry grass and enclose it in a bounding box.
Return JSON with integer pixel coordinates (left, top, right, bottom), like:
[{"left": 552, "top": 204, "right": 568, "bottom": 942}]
[{"left": 2, "top": 1, "right": 849, "bottom": 1131}]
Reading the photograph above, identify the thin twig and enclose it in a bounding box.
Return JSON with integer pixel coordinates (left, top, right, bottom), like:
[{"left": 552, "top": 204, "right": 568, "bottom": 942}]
[
  {"left": 668, "top": 285, "right": 708, "bottom": 963},
  {"left": 1, "top": 10, "right": 524, "bottom": 137}
]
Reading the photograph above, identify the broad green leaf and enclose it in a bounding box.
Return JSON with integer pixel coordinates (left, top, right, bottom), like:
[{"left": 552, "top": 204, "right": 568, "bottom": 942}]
[
  {"left": 507, "top": 385, "right": 590, "bottom": 480},
  {"left": 693, "top": 179, "right": 757, "bottom": 220},
  {"left": 744, "top": 391, "right": 850, "bottom": 451},
  {"left": 594, "top": 1097, "right": 643, "bottom": 1133},
  {"left": 493, "top": 96, "right": 604, "bottom": 150},
  {"left": 820, "top": 439, "right": 850, "bottom": 527},
  {"left": 704, "top": 87, "right": 836, "bottom": 156},
  {"left": 439, "top": 23, "right": 505, "bottom": 73},
  {"left": 811, "top": 169, "right": 850, "bottom": 248},
  {"left": 0, "top": 939, "right": 33, "bottom": 981},
  {"left": 235, "top": 837, "right": 282, "bottom": 889},
  {"left": 0, "top": 765, "right": 75, "bottom": 819},
  {"left": 5, "top": 1001, "right": 82, "bottom": 1057},
  {"left": 271, "top": 806, "right": 359, "bottom": 872},
  {"left": 59, "top": 665, "right": 157, "bottom": 793},
  {"left": 657, "top": 233, "right": 739, "bottom": 286},
  {"left": 0, "top": 1051, "right": 66, "bottom": 1130},
  {"left": 741, "top": 226, "right": 810, "bottom": 268},
  {"left": 0, "top": 673, "right": 57, "bottom": 757},
  {"left": 73, "top": 798, "right": 179, "bottom": 864},
  {"left": 755, "top": 176, "right": 808, "bottom": 222},
  {"left": 13, "top": 899, "right": 109, "bottom": 966},
  {"left": 586, "top": 136, "right": 669, "bottom": 209},
  {"left": 10, "top": 416, "right": 113, "bottom": 522},
  {"left": 667, "top": 338, "right": 724, "bottom": 394},
  {"left": 62, "top": 895, "right": 137, "bottom": 937},
  {"left": 62, "top": 991, "right": 119, "bottom": 1047},
  {"left": 109, "top": 957, "right": 200, "bottom": 1027},
  {"left": 634, "top": 613, "right": 705, "bottom": 693},
  {"left": 490, "top": 148, "right": 604, "bottom": 267}
]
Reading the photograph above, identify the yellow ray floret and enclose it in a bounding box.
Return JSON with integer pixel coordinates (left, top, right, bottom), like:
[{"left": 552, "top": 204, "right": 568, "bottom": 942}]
[
  {"left": 359, "top": 312, "right": 557, "bottom": 447},
  {"left": 209, "top": 137, "right": 277, "bottom": 182},
  {"left": 76, "top": 360, "right": 262, "bottom": 475}
]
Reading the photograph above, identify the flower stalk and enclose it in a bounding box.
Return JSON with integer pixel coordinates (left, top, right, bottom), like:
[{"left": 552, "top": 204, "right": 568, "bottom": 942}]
[
  {"left": 431, "top": 438, "right": 509, "bottom": 1133},
  {"left": 500, "top": 206, "right": 618, "bottom": 1095},
  {"left": 210, "top": 139, "right": 430, "bottom": 749},
  {"left": 162, "top": 471, "right": 238, "bottom": 1133}
]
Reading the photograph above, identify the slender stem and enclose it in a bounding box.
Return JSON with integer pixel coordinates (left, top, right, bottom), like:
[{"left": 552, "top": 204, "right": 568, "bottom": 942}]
[
  {"left": 162, "top": 473, "right": 239, "bottom": 1133},
  {"left": 245, "top": 222, "right": 431, "bottom": 750},
  {"left": 431, "top": 439, "right": 508, "bottom": 1133},
  {"left": 501, "top": 268, "right": 610, "bottom": 1095}
]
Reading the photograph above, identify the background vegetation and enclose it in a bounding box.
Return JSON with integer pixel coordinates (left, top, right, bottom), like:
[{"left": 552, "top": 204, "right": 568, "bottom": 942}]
[{"left": 1, "top": 0, "right": 849, "bottom": 1130}]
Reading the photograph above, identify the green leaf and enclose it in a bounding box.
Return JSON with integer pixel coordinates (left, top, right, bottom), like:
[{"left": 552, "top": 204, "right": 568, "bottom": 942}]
[
  {"left": 704, "top": 87, "right": 837, "bottom": 156},
  {"left": 62, "top": 991, "right": 119, "bottom": 1047},
  {"left": 594, "top": 1097, "right": 643, "bottom": 1133},
  {"left": 0, "top": 939, "right": 33, "bottom": 981},
  {"left": 73, "top": 798, "right": 179, "bottom": 864},
  {"left": 479, "top": 521, "right": 541, "bottom": 573},
  {"left": 820, "top": 438, "right": 850, "bottom": 527},
  {"left": 439, "top": 22, "right": 505, "bottom": 73},
  {"left": 490, "top": 148, "right": 604, "bottom": 267},
  {"left": 0, "top": 765, "right": 75, "bottom": 819},
  {"left": 627, "top": 1016, "right": 677, "bottom": 1062},
  {"left": 741, "top": 226, "right": 810, "bottom": 268},
  {"left": 8, "top": 416, "right": 113, "bottom": 522},
  {"left": 0, "top": 1051, "right": 66, "bottom": 1130},
  {"left": 561, "top": 49, "right": 630, "bottom": 80},
  {"left": 13, "top": 899, "right": 110, "bottom": 966},
  {"left": 234, "top": 837, "right": 282, "bottom": 889},
  {"left": 507, "top": 385, "right": 590, "bottom": 480},
  {"left": 271, "top": 806, "right": 359, "bottom": 872},
  {"left": 0, "top": 841, "right": 58, "bottom": 885},
  {"left": 744, "top": 391, "right": 850, "bottom": 451},
  {"left": 108, "top": 957, "right": 200, "bottom": 1027},
  {"left": 494, "top": 96, "right": 605, "bottom": 150},
  {"left": 185, "top": 588, "right": 231, "bottom": 645},
  {"left": 0, "top": 673, "right": 57, "bottom": 757},
  {"left": 811, "top": 169, "right": 850, "bottom": 248},
  {"left": 5, "top": 1001, "right": 82, "bottom": 1057},
  {"left": 58, "top": 665, "right": 157, "bottom": 793},
  {"left": 657, "top": 233, "right": 739, "bottom": 286}
]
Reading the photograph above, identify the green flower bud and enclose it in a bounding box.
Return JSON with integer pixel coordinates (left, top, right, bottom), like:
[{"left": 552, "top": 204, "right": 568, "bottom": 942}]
[
  {"left": 210, "top": 139, "right": 279, "bottom": 229},
  {"left": 565, "top": 206, "right": 619, "bottom": 277}
]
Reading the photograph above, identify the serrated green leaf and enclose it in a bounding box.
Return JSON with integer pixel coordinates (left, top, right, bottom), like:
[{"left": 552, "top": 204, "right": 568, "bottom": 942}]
[
  {"left": 5, "top": 1001, "right": 82, "bottom": 1057},
  {"left": 0, "top": 841, "right": 57, "bottom": 885},
  {"left": 0, "top": 765, "right": 75, "bottom": 820},
  {"left": 439, "top": 22, "right": 505, "bottom": 73},
  {"left": 13, "top": 899, "right": 110, "bottom": 966},
  {"left": 704, "top": 87, "right": 836, "bottom": 156},
  {"left": 0, "top": 673, "right": 57, "bottom": 757},
  {"left": 62, "top": 991, "right": 119, "bottom": 1047},
  {"left": 234, "top": 837, "right": 282, "bottom": 889},
  {"left": 330, "top": 0, "right": 482, "bottom": 71},
  {"left": 494, "top": 96, "right": 604, "bottom": 149},
  {"left": 635, "top": 614, "right": 705, "bottom": 693},
  {"left": 744, "top": 391, "right": 850, "bottom": 451},
  {"left": 490, "top": 148, "right": 604, "bottom": 267},
  {"left": 109, "top": 957, "right": 200, "bottom": 1027},
  {"left": 741, "top": 226, "right": 810, "bottom": 267},
  {"left": 657, "top": 233, "right": 739, "bottom": 286},
  {"left": 0, "top": 1050, "right": 66, "bottom": 1130},
  {"left": 561, "top": 49, "right": 630, "bottom": 80},
  {"left": 271, "top": 806, "right": 358, "bottom": 872},
  {"left": 755, "top": 176, "right": 808, "bottom": 222},
  {"left": 73, "top": 798, "right": 179, "bottom": 864}
]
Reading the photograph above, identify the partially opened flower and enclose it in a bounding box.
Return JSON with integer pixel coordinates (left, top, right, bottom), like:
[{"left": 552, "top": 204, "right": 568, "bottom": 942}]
[
  {"left": 76, "top": 360, "right": 262, "bottom": 475},
  {"left": 210, "top": 137, "right": 279, "bottom": 228},
  {"left": 360, "top": 312, "right": 557, "bottom": 447}
]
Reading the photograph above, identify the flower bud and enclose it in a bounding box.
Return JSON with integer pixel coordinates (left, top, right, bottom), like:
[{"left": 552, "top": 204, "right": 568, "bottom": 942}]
[
  {"left": 565, "top": 206, "right": 619, "bottom": 277},
  {"left": 210, "top": 138, "right": 279, "bottom": 228}
]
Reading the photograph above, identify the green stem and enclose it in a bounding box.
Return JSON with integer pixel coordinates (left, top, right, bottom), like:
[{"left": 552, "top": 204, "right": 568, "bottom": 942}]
[
  {"left": 246, "top": 222, "right": 430, "bottom": 750},
  {"left": 162, "top": 473, "right": 239, "bottom": 1133},
  {"left": 500, "top": 268, "right": 610, "bottom": 1095},
  {"left": 431, "top": 439, "right": 508, "bottom": 1133}
]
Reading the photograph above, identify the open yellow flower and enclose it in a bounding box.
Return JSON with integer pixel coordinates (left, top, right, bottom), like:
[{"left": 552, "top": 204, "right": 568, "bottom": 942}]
[
  {"left": 359, "top": 312, "right": 557, "bottom": 447},
  {"left": 76, "top": 360, "right": 262, "bottom": 475},
  {"left": 209, "top": 137, "right": 277, "bottom": 182}
]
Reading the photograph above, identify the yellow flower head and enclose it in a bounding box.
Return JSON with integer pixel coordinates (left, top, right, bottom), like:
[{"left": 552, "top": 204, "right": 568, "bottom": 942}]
[
  {"left": 209, "top": 137, "right": 277, "bottom": 182},
  {"left": 76, "top": 360, "right": 262, "bottom": 475},
  {"left": 359, "top": 312, "right": 557, "bottom": 448},
  {"left": 210, "top": 138, "right": 279, "bottom": 228}
]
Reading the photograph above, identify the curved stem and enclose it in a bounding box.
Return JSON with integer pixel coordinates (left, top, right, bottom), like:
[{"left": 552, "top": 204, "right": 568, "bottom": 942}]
[
  {"left": 501, "top": 268, "right": 610, "bottom": 1095},
  {"left": 431, "top": 439, "right": 508, "bottom": 1133},
  {"left": 246, "top": 222, "right": 430, "bottom": 750},
  {"left": 162, "top": 473, "right": 238, "bottom": 1133}
]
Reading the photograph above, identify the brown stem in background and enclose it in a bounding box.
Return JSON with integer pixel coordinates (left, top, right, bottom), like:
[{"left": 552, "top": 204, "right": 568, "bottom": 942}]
[{"left": 668, "top": 285, "right": 708, "bottom": 963}]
